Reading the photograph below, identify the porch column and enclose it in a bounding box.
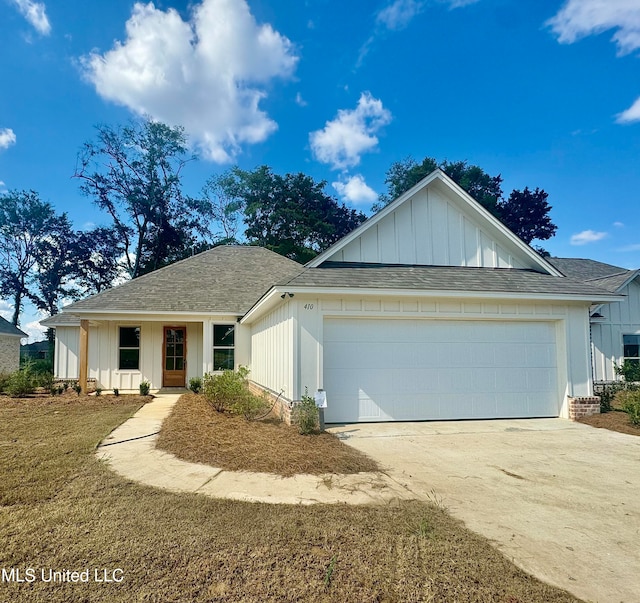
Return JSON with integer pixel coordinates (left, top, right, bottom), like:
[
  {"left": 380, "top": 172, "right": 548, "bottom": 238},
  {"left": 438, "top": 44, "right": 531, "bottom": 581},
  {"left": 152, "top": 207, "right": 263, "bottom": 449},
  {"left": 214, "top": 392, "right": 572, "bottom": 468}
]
[
  {"left": 202, "top": 319, "right": 213, "bottom": 375},
  {"left": 79, "top": 319, "right": 89, "bottom": 395}
]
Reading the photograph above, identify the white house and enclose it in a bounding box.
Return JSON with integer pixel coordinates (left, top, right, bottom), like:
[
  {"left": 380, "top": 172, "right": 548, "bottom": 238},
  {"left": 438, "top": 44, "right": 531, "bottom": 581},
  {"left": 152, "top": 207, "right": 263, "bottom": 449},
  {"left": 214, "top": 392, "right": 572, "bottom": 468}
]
[
  {"left": 548, "top": 258, "right": 640, "bottom": 382},
  {"left": 43, "top": 170, "right": 620, "bottom": 422}
]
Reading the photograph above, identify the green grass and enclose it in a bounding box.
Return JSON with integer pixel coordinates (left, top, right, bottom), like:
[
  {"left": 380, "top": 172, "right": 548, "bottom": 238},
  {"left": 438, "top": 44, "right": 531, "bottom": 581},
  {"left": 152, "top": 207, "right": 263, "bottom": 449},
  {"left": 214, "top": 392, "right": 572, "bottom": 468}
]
[{"left": 0, "top": 395, "right": 581, "bottom": 602}]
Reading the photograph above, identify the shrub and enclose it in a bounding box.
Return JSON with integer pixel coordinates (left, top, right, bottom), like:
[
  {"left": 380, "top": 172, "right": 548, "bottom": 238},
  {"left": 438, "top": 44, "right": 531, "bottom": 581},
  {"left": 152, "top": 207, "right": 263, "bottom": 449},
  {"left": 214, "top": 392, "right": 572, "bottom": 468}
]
[
  {"left": 614, "top": 360, "right": 640, "bottom": 383},
  {"left": 95, "top": 388, "right": 102, "bottom": 396},
  {"left": 616, "top": 389, "right": 640, "bottom": 426},
  {"left": 5, "top": 364, "right": 36, "bottom": 397},
  {"left": 113, "top": 388, "right": 120, "bottom": 396},
  {"left": 202, "top": 367, "right": 249, "bottom": 413},
  {"left": 73, "top": 382, "right": 82, "bottom": 396},
  {"left": 0, "top": 373, "right": 10, "bottom": 394},
  {"left": 597, "top": 382, "right": 626, "bottom": 413},
  {"left": 189, "top": 377, "right": 202, "bottom": 394},
  {"left": 292, "top": 390, "right": 319, "bottom": 435},
  {"left": 139, "top": 381, "right": 151, "bottom": 396},
  {"left": 230, "top": 390, "right": 269, "bottom": 420}
]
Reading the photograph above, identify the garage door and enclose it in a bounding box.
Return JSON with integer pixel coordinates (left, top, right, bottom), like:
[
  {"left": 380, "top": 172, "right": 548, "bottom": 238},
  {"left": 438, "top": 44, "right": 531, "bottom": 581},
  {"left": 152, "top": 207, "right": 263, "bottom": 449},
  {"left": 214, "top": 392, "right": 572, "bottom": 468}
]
[{"left": 323, "top": 318, "right": 559, "bottom": 423}]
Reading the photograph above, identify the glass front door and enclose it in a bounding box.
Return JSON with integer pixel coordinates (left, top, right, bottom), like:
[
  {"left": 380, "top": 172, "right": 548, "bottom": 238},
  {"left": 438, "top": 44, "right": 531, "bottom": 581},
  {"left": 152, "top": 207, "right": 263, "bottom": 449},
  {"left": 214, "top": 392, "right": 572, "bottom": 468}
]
[{"left": 163, "top": 327, "right": 186, "bottom": 387}]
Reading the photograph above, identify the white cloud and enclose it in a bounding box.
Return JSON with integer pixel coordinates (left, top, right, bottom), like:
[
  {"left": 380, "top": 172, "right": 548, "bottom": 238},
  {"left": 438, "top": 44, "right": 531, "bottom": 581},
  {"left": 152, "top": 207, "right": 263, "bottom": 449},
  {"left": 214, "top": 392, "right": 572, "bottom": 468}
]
[
  {"left": 614, "top": 221, "right": 625, "bottom": 227},
  {"left": 82, "top": 0, "right": 298, "bottom": 163},
  {"left": 616, "top": 96, "right": 640, "bottom": 123},
  {"left": 332, "top": 174, "right": 378, "bottom": 205},
  {"left": 295, "top": 92, "right": 307, "bottom": 107},
  {"left": 22, "top": 318, "right": 47, "bottom": 343},
  {"left": 309, "top": 92, "right": 392, "bottom": 170},
  {"left": 547, "top": 0, "right": 640, "bottom": 56},
  {"left": 570, "top": 229, "right": 608, "bottom": 245},
  {"left": 377, "top": 0, "right": 425, "bottom": 31},
  {"left": 0, "top": 128, "right": 16, "bottom": 150},
  {"left": 11, "top": 0, "right": 51, "bottom": 35}
]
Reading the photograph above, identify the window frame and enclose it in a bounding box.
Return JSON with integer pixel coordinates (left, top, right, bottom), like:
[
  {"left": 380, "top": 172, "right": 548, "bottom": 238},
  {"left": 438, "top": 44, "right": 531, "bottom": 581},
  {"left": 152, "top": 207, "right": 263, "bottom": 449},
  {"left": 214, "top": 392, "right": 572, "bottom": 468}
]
[
  {"left": 623, "top": 333, "right": 640, "bottom": 366},
  {"left": 118, "top": 326, "right": 141, "bottom": 371},
  {"left": 212, "top": 323, "right": 235, "bottom": 371}
]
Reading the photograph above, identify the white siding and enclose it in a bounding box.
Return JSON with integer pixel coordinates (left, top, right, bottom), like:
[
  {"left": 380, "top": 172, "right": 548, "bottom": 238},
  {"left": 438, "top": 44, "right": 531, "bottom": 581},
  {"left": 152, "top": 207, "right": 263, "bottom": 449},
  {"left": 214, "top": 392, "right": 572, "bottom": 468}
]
[
  {"left": 329, "top": 187, "right": 532, "bottom": 269},
  {"left": 591, "top": 279, "right": 640, "bottom": 381},
  {"left": 284, "top": 295, "right": 592, "bottom": 419},
  {"left": 250, "top": 302, "right": 295, "bottom": 401},
  {"left": 54, "top": 326, "right": 79, "bottom": 379}
]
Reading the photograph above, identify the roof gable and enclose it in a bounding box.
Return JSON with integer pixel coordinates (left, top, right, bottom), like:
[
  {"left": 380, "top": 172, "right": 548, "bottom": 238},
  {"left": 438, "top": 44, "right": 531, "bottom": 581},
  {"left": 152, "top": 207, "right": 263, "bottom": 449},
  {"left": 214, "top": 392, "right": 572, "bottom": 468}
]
[
  {"left": 0, "top": 316, "right": 26, "bottom": 337},
  {"left": 308, "top": 170, "right": 561, "bottom": 275},
  {"left": 549, "top": 257, "right": 640, "bottom": 293}
]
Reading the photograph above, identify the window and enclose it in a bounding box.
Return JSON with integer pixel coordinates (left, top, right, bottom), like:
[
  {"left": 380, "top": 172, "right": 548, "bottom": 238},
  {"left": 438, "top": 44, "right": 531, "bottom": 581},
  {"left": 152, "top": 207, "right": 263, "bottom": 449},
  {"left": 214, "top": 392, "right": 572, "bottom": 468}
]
[
  {"left": 623, "top": 334, "right": 640, "bottom": 366},
  {"left": 213, "top": 324, "right": 235, "bottom": 370},
  {"left": 119, "top": 326, "right": 140, "bottom": 370}
]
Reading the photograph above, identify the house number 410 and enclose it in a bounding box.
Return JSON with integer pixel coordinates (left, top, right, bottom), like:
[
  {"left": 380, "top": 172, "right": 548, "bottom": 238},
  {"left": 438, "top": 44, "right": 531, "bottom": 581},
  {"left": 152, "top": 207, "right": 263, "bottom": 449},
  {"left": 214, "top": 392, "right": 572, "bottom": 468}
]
[{"left": 303, "top": 303, "right": 315, "bottom": 310}]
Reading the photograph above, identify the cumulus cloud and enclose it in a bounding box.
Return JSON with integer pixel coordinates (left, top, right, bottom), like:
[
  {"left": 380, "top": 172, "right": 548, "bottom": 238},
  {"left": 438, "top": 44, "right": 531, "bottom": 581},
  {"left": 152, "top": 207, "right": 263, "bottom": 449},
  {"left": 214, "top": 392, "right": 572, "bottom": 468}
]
[
  {"left": 570, "top": 230, "right": 608, "bottom": 245},
  {"left": 376, "top": 0, "right": 425, "bottom": 31},
  {"left": 547, "top": 0, "right": 640, "bottom": 56},
  {"left": 309, "top": 92, "right": 391, "bottom": 170},
  {"left": 332, "top": 174, "right": 378, "bottom": 204},
  {"left": 11, "top": 0, "right": 51, "bottom": 35},
  {"left": 82, "top": 0, "right": 298, "bottom": 163},
  {"left": 616, "top": 97, "right": 640, "bottom": 124},
  {"left": 0, "top": 128, "right": 16, "bottom": 150}
]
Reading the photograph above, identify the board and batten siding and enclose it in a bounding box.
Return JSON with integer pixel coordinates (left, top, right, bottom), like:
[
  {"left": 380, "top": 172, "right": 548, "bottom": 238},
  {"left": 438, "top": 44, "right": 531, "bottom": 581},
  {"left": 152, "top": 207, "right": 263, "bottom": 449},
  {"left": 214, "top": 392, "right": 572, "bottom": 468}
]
[
  {"left": 330, "top": 186, "right": 531, "bottom": 269},
  {"left": 54, "top": 326, "right": 80, "bottom": 379},
  {"left": 250, "top": 301, "right": 296, "bottom": 401},
  {"left": 591, "top": 279, "right": 640, "bottom": 381},
  {"left": 250, "top": 295, "right": 593, "bottom": 419}
]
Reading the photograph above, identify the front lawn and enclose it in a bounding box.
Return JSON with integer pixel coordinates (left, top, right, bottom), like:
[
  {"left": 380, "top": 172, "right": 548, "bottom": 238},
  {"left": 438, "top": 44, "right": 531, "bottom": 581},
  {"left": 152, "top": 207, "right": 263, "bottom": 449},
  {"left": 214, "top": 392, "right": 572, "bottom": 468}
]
[
  {"left": 0, "top": 395, "right": 581, "bottom": 602},
  {"left": 156, "top": 392, "right": 381, "bottom": 476}
]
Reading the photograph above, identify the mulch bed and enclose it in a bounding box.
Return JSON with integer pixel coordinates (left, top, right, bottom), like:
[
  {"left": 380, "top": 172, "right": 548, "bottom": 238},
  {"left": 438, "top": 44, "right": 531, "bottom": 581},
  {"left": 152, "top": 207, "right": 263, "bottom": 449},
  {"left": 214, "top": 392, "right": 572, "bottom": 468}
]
[
  {"left": 577, "top": 409, "right": 640, "bottom": 436},
  {"left": 156, "top": 393, "right": 381, "bottom": 476}
]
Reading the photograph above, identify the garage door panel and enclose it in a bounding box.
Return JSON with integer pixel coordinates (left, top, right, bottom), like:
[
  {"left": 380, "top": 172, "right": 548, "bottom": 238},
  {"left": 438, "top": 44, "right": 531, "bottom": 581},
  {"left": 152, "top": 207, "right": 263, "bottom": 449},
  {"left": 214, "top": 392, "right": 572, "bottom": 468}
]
[{"left": 323, "top": 318, "right": 559, "bottom": 422}]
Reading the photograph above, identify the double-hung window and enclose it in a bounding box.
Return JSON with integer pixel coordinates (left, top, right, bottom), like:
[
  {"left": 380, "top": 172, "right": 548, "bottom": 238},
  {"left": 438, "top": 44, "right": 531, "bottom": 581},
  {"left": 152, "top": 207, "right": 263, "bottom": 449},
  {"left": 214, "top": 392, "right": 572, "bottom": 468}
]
[
  {"left": 213, "top": 324, "right": 235, "bottom": 370},
  {"left": 623, "top": 334, "right": 640, "bottom": 366},
  {"left": 119, "top": 326, "right": 140, "bottom": 370}
]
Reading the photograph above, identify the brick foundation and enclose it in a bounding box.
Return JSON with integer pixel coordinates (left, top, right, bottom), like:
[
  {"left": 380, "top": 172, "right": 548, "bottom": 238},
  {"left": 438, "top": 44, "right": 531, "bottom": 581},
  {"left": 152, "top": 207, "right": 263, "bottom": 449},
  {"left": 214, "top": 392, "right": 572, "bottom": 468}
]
[
  {"left": 248, "top": 381, "right": 293, "bottom": 424},
  {"left": 568, "top": 396, "right": 601, "bottom": 421}
]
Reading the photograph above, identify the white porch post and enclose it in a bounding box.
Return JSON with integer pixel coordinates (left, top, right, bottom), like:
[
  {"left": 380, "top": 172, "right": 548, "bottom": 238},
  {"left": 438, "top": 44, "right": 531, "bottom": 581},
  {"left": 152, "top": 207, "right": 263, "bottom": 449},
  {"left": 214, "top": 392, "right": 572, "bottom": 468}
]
[{"left": 202, "top": 318, "right": 213, "bottom": 375}]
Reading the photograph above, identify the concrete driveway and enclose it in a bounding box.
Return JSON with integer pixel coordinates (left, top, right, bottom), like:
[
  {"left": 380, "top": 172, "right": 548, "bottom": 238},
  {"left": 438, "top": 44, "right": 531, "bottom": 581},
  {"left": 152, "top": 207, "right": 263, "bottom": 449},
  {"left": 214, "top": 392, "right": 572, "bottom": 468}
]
[{"left": 328, "top": 418, "right": 640, "bottom": 603}]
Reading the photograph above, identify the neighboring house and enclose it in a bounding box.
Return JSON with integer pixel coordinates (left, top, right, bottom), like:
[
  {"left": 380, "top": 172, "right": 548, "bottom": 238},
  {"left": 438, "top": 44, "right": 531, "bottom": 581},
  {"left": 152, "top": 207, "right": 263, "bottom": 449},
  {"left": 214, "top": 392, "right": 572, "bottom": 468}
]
[
  {"left": 21, "top": 340, "right": 50, "bottom": 361},
  {"left": 43, "top": 169, "right": 619, "bottom": 422},
  {"left": 548, "top": 257, "right": 640, "bottom": 382},
  {"left": 0, "top": 317, "right": 27, "bottom": 375}
]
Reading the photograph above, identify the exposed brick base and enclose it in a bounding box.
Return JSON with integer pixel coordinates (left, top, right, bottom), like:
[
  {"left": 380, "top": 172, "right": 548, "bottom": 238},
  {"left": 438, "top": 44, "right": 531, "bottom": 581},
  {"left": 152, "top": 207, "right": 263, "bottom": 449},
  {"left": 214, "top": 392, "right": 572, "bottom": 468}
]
[
  {"left": 568, "top": 396, "right": 600, "bottom": 421},
  {"left": 248, "top": 381, "right": 293, "bottom": 424}
]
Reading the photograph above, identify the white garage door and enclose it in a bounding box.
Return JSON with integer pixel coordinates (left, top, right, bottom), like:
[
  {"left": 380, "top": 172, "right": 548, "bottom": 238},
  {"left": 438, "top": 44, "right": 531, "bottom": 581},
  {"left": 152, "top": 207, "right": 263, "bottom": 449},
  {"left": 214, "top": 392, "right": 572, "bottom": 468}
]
[{"left": 323, "top": 318, "right": 559, "bottom": 423}]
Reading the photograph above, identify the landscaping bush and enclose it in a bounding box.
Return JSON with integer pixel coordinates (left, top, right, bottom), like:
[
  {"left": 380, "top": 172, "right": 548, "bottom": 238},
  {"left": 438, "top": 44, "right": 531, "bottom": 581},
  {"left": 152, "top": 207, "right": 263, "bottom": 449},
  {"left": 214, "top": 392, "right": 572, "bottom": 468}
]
[
  {"left": 189, "top": 377, "right": 202, "bottom": 394},
  {"left": 597, "top": 382, "right": 626, "bottom": 412},
  {"left": 0, "top": 373, "right": 10, "bottom": 394},
  {"left": 202, "top": 366, "right": 249, "bottom": 413},
  {"left": 139, "top": 381, "right": 150, "bottom": 396},
  {"left": 616, "top": 389, "right": 640, "bottom": 426},
  {"left": 229, "top": 389, "right": 269, "bottom": 420},
  {"left": 5, "top": 364, "right": 36, "bottom": 397},
  {"left": 614, "top": 360, "right": 640, "bottom": 383},
  {"left": 292, "top": 390, "right": 319, "bottom": 435}
]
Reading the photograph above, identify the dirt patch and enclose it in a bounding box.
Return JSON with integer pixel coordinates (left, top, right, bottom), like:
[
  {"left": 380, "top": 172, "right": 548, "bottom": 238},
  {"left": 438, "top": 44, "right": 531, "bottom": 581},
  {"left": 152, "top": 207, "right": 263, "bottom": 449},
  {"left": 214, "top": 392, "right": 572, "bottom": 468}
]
[
  {"left": 0, "top": 395, "right": 580, "bottom": 602},
  {"left": 578, "top": 408, "right": 640, "bottom": 436},
  {"left": 156, "top": 393, "right": 380, "bottom": 476}
]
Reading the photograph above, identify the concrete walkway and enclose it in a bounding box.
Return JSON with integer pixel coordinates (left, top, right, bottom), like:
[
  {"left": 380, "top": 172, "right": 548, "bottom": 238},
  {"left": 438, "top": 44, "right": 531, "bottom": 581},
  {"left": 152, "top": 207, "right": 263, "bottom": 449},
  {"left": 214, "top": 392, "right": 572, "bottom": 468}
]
[{"left": 96, "top": 393, "right": 413, "bottom": 505}]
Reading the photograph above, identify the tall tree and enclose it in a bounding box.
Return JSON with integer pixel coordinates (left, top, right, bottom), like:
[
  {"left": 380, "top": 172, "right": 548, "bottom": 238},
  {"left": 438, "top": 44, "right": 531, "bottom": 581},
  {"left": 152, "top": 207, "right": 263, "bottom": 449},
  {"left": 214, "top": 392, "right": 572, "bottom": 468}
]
[
  {"left": 72, "top": 227, "right": 123, "bottom": 295},
  {"left": 0, "top": 190, "right": 63, "bottom": 325},
  {"left": 199, "top": 173, "right": 244, "bottom": 244},
  {"left": 74, "top": 118, "right": 201, "bottom": 278},
  {"left": 219, "top": 166, "right": 367, "bottom": 263},
  {"left": 375, "top": 156, "right": 555, "bottom": 246}
]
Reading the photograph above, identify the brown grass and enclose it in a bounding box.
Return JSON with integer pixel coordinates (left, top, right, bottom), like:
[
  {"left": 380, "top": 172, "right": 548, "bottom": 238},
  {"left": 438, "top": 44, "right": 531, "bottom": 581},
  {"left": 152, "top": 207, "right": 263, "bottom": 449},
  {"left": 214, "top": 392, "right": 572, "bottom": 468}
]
[
  {"left": 156, "top": 393, "right": 381, "bottom": 476},
  {"left": 0, "top": 394, "right": 580, "bottom": 603},
  {"left": 578, "top": 408, "right": 640, "bottom": 436}
]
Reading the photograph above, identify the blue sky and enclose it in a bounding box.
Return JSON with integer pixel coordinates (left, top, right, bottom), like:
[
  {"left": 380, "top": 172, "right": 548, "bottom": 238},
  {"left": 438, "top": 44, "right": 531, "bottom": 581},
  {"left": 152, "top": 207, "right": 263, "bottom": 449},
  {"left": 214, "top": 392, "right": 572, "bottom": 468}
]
[{"left": 2, "top": 0, "right": 640, "bottom": 338}]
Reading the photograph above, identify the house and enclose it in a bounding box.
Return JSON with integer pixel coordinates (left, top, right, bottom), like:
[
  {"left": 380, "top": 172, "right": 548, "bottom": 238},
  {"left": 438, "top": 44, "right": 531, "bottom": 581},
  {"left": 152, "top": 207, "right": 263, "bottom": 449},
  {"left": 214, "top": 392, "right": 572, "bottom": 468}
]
[
  {"left": 21, "top": 340, "right": 51, "bottom": 361},
  {"left": 548, "top": 258, "right": 640, "bottom": 382},
  {"left": 42, "top": 169, "right": 620, "bottom": 422},
  {"left": 0, "top": 317, "right": 27, "bottom": 375}
]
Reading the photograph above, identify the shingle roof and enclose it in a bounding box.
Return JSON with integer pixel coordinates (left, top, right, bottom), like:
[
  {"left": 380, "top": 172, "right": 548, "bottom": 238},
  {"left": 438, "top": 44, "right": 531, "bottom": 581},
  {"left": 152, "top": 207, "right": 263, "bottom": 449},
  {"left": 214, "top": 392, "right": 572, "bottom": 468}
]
[
  {"left": 283, "top": 262, "right": 616, "bottom": 298},
  {"left": 60, "top": 246, "right": 305, "bottom": 315},
  {"left": 548, "top": 257, "right": 639, "bottom": 293},
  {"left": 0, "top": 316, "right": 27, "bottom": 337}
]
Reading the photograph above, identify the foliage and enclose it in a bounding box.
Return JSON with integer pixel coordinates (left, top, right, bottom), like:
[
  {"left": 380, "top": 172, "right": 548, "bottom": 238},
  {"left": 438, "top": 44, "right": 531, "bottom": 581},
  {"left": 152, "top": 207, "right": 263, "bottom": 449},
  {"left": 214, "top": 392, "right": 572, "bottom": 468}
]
[
  {"left": 616, "top": 389, "right": 640, "bottom": 425},
  {"left": 5, "top": 364, "right": 36, "bottom": 397},
  {"left": 73, "top": 383, "right": 82, "bottom": 396},
  {"left": 202, "top": 366, "right": 249, "bottom": 413},
  {"left": 74, "top": 118, "right": 208, "bottom": 279},
  {"left": 0, "top": 373, "right": 11, "bottom": 394},
  {"left": 139, "top": 381, "right": 151, "bottom": 396},
  {"left": 374, "top": 156, "right": 557, "bottom": 246},
  {"left": 113, "top": 388, "right": 120, "bottom": 396},
  {"left": 95, "top": 388, "right": 102, "bottom": 396},
  {"left": 596, "top": 382, "right": 627, "bottom": 413},
  {"left": 217, "top": 166, "right": 367, "bottom": 263},
  {"left": 199, "top": 173, "right": 244, "bottom": 244},
  {"left": 0, "top": 190, "right": 70, "bottom": 325},
  {"left": 72, "top": 227, "right": 123, "bottom": 295},
  {"left": 614, "top": 360, "right": 640, "bottom": 383},
  {"left": 292, "top": 390, "right": 319, "bottom": 435},
  {"left": 188, "top": 377, "right": 202, "bottom": 394}
]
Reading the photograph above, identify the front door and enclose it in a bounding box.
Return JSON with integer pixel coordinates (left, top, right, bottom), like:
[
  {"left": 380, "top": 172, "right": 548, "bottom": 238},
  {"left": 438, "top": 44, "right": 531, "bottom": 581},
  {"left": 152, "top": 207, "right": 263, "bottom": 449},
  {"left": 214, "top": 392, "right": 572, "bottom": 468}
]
[{"left": 163, "top": 326, "right": 186, "bottom": 387}]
